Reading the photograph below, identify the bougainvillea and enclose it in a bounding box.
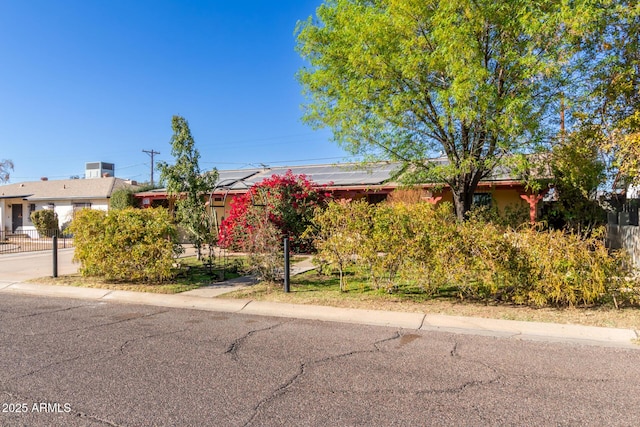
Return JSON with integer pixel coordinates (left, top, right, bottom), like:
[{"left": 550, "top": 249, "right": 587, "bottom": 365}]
[{"left": 218, "top": 171, "right": 331, "bottom": 252}]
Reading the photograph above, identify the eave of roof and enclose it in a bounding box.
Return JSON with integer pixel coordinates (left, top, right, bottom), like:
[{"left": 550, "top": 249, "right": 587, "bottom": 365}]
[
  {"left": 24, "top": 196, "right": 102, "bottom": 201},
  {"left": 0, "top": 194, "right": 32, "bottom": 200},
  {"left": 0, "top": 177, "right": 137, "bottom": 200}
]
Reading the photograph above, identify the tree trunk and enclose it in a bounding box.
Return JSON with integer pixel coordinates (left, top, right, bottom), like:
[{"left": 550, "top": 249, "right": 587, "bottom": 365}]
[
  {"left": 451, "top": 171, "right": 483, "bottom": 221},
  {"left": 452, "top": 189, "right": 473, "bottom": 221}
]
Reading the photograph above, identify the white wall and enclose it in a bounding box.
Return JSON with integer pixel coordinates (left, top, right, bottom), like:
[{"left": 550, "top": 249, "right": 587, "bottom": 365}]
[
  {"left": 53, "top": 200, "right": 109, "bottom": 228},
  {"left": 0, "top": 200, "right": 37, "bottom": 234},
  {"left": 0, "top": 199, "right": 110, "bottom": 236}
]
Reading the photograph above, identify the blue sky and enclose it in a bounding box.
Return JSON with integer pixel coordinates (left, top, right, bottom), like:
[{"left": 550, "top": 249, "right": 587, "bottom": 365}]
[{"left": 0, "top": 0, "right": 352, "bottom": 183}]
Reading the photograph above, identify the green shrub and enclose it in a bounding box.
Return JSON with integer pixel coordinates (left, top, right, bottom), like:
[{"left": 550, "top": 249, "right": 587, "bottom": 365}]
[
  {"left": 465, "top": 203, "right": 530, "bottom": 229},
  {"left": 365, "top": 202, "right": 446, "bottom": 293},
  {"left": 506, "top": 227, "right": 626, "bottom": 306},
  {"left": 308, "top": 200, "right": 633, "bottom": 307},
  {"left": 109, "top": 188, "right": 138, "bottom": 210},
  {"left": 70, "top": 207, "right": 180, "bottom": 282},
  {"left": 30, "top": 209, "right": 59, "bottom": 237},
  {"left": 304, "top": 199, "right": 373, "bottom": 291}
]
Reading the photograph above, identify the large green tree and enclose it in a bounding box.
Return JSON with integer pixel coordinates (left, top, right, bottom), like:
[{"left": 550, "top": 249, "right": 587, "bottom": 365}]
[
  {"left": 158, "top": 116, "right": 218, "bottom": 259},
  {"left": 296, "top": 0, "right": 587, "bottom": 219},
  {"left": 569, "top": 1, "right": 640, "bottom": 190},
  {"left": 544, "top": 130, "right": 606, "bottom": 234},
  {"left": 0, "top": 159, "right": 14, "bottom": 183}
]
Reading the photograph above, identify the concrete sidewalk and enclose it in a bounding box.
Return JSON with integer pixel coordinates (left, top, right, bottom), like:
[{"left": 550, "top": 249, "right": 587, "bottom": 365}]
[
  {"left": 0, "top": 248, "right": 77, "bottom": 281},
  {"left": 1, "top": 278, "right": 638, "bottom": 349}
]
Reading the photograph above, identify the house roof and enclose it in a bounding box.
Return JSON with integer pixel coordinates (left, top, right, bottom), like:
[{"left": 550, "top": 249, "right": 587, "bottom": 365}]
[
  {"left": 135, "top": 156, "right": 547, "bottom": 199},
  {"left": 213, "top": 168, "right": 266, "bottom": 190},
  {"left": 0, "top": 177, "right": 135, "bottom": 201},
  {"left": 213, "top": 162, "right": 400, "bottom": 189},
  {"left": 209, "top": 158, "right": 545, "bottom": 189}
]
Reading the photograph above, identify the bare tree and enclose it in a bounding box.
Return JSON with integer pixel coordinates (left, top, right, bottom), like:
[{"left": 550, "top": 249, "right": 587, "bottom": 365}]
[{"left": 0, "top": 159, "right": 14, "bottom": 183}]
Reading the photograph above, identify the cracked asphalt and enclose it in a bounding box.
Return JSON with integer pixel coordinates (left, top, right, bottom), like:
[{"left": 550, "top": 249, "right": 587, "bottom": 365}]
[{"left": 1, "top": 294, "right": 640, "bottom": 426}]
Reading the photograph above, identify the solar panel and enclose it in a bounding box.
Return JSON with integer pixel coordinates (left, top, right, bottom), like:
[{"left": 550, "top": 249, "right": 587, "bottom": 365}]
[
  {"left": 211, "top": 169, "right": 264, "bottom": 189},
  {"left": 206, "top": 156, "right": 537, "bottom": 191},
  {"left": 238, "top": 163, "right": 401, "bottom": 186}
]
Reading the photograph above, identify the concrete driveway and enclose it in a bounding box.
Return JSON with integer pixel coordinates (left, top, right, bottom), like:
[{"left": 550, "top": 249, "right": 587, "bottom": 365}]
[{"left": 0, "top": 248, "right": 78, "bottom": 282}]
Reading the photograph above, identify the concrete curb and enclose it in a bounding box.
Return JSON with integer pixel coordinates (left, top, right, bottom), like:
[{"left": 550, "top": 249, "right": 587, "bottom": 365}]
[
  {"left": 420, "top": 314, "right": 639, "bottom": 347},
  {"left": 0, "top": 281, "right": 16, "bottom": 290},
  {"left": 1, "top": 282, "right": 638, "bottom": 349},
  {"left": 4, "top": 282, "right": 113, "bottom": 299},
  {"left": 242, "top": 300, "right": 426, "bottom": 329},
  {"left": 102, "top": 290, "right": 252, "bottom": 313}
]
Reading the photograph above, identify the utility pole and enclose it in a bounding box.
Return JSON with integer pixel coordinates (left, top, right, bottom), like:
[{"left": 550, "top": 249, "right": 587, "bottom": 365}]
[{"left": 142, "top": 149, "right": 160, "bottom": 187}]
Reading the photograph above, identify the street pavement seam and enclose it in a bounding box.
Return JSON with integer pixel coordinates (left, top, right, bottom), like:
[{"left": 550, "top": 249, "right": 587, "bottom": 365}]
[{"left": 1, "top": 282, "right": 638, "bottom": 350}]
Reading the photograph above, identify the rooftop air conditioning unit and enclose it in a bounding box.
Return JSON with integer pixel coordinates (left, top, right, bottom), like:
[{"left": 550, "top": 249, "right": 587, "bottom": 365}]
[{"left": 85, "top": 162, "right": 115, "bottom": 179}]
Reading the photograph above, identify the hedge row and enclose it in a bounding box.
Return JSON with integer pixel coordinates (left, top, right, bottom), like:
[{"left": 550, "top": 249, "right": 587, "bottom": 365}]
[
  {"left": 306, "top": 200, "right": 635, "bottom": 307},
  {"left": 70, "top": 208, "right": 180, "bottom": 282}
]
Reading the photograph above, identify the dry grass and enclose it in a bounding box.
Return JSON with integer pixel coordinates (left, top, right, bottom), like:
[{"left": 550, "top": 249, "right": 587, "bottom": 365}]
[
  {"left": 28, "top": 261, "right": 640, "bottom": 330},
  {"left": 30, "top": 273, "right": 203, "bottom": 294},
  {"left": 222, "top": 271, "right": 640, "bottom": 330}
]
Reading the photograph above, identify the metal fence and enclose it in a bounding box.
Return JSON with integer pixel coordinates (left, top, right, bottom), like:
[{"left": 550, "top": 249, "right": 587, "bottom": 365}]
[{"left": 0, "top": 229, "right": 73, "bottom": 255}]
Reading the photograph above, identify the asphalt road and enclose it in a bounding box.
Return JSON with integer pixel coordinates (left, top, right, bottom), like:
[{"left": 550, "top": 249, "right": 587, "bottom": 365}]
[{"left": 1, "top": 294, "right": 639, "bottom": 427}]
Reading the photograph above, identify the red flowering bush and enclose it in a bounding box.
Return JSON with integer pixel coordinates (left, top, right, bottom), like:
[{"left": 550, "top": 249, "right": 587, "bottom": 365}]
[{"left": 218, "top": 171, "right": 331, "bottom": 253}]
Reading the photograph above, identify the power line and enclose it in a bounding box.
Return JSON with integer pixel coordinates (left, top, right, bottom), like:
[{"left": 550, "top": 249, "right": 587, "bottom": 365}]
[
  {"left": 262, "top": 156, "right": 358, "bottom": 165},
  {"left": 116, "top": 162, "right": 147, "bottom": 171},
  {"left": 142, "top": 149, "right": 160, "bottom": 186},
  {"left": 201, "top": 156, "right": 357, "bottom": 169},
  {"left": 218, "top": 132, "right": 327, "bottom": 145}
]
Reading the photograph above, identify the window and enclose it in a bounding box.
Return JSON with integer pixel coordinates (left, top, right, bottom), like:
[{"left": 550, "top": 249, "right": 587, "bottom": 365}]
[
  {"left": 73, "top": 203, "right": 92, "bottom": 211},
  {"left": 210, "top": 196, "right": 225, "bottom": 208},
  {"left": 473, "top": 193, "right": 492, "bottom": 207}
]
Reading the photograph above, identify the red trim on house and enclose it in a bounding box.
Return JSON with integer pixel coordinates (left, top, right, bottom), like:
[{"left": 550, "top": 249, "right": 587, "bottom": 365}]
[
  {"left": 423, "top": 196, "right": 443, "bottom": 204},
  {"left": 133, "top": 181, "right": 534, "bottom": 206},
  {"left": 519, "top": 190, "right": 548, "bottom": 224}
]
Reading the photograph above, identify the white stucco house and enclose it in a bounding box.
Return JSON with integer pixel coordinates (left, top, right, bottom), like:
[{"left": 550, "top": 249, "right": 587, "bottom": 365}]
[{"left": 0, "top": 176, "right": 136, "bottom": 236}]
